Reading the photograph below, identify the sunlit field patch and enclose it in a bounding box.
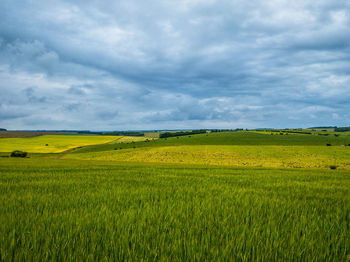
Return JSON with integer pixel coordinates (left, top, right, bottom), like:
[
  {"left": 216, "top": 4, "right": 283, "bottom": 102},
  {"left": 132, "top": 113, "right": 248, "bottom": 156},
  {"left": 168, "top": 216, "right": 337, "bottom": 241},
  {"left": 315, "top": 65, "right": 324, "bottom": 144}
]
[
  {"left": 113, "top": 136, "right": 153, "bottom": 143},
  {"left": 64, "top": 145, "right": 350, "bottom": 170},
  {"left": 0, "top": 135, "right": 120, "bottom": 153}
]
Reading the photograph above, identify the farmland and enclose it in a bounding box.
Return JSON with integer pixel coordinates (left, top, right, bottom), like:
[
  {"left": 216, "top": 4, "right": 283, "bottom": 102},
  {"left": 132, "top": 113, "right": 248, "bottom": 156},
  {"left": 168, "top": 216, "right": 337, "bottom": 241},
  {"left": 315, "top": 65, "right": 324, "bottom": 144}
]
[
  {"left": 65, "top": 145, "right": 350, "bottom": 170},
  {"left": 64, "top": 131, "right": 350, "bottom": 170},
  {"left": 70, "top": 131, "right": 350, "bottom": 154},
  {"left": 0, "top": 135, "right": 120, "bottom": 153},
  {"left": 1, "top": 131, "right": 350, "bottom": 260}
]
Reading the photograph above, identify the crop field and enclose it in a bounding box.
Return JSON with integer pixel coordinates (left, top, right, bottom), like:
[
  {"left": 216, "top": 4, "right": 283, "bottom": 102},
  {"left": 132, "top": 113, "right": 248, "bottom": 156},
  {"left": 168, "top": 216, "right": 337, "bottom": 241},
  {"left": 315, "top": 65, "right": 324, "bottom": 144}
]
[
  {"left": 1, "top": 131, "right": 350, "bottom": 260},
  {"left": 64, "top": 131, "right": 350, "bottom": 170},
  {"left": 252, "top": 129, "right": 350, "bottom": 136},
  {"left": 65, "top": 145, "right": 350, "bottom": 170},
  {"left": 1, "top": 158, "right": 349, "bottom": 261},
  {"left": 70, "top": 131, "right": 350, "bottom": 154},
  {"left": 0, "top": 135, "right": 120, "bottom": 153},
  {"left": 113, "top": 136, "right": 153, "bottom": 143}
]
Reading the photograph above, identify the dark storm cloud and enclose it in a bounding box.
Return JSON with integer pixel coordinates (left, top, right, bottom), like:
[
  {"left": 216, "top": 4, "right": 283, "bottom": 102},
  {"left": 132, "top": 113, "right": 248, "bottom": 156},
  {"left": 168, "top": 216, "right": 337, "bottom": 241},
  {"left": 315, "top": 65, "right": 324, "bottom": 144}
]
[{"left": 0, "top": 0, "right": 350, "bottom": 129}]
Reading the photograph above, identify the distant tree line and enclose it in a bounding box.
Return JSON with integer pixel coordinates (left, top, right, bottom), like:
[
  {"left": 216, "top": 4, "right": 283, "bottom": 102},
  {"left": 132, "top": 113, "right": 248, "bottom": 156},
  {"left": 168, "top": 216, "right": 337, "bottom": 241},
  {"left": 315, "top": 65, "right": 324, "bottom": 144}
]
[
  {"left": 77, "top": 131, "right": 103, "bottom": 135},
  {"left": 269, "top": 130, "right": 312, "bottom": 135},
  {"left": 76, "top": 131, "right": 144, "bottom": 136},
  {"left": 159, "top": 130, "right": 207, "bottom": 138},
  {"left": 0, "top": 128, "right": 7, "bottom": 131},
  {"left": 310, "top": 126, "right": 337, "bottom": 129},
  {"left": 210, "top": 129, "right": 243, "bottom": 132},
  {"left": 334, "top": 127, "right": 350, "bottom": 132}
]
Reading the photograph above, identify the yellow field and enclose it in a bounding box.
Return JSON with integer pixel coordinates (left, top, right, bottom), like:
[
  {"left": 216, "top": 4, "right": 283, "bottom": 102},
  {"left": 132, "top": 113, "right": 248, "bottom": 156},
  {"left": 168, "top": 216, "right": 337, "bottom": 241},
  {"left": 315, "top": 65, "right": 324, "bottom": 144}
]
[
  {"left": 64, "top": 145, "right": 350, "bottom": 170},
  {"left": 0, "top": 135, "right": 120, "bottom": 153}
]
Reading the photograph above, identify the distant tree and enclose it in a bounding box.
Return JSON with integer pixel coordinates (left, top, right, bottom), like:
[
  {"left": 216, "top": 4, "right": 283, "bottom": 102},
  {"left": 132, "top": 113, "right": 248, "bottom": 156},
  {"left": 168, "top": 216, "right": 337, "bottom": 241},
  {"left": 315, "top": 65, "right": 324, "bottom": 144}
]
[{"left": 10, "top": 150, "right": 27, "bottom": 158}]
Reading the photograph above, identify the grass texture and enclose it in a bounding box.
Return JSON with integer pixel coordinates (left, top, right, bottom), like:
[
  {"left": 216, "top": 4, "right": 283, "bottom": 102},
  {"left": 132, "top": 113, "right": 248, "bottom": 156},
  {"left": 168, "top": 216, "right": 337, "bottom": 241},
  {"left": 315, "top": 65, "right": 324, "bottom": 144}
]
[{"left": 1, "top": 158, "right": 349, "bottom": 261}]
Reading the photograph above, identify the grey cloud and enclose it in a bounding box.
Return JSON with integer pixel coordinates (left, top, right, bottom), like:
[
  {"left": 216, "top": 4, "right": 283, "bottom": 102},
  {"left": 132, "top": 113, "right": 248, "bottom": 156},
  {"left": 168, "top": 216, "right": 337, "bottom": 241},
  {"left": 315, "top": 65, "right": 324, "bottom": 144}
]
[
  {"left": 0, "top": 0, "right": 350, "bottom": 129},
  {"left": 0, "top": 104, "right": 29, "bottom": 120},
  {"left": 24, "top": 87, "right": 47, "bottom": 103},
  {"left": 96, "top": 110, "right": 119, "bottom": 121},
  {"left": 68, "top": 85, "right": 87, "bottom": 95}
]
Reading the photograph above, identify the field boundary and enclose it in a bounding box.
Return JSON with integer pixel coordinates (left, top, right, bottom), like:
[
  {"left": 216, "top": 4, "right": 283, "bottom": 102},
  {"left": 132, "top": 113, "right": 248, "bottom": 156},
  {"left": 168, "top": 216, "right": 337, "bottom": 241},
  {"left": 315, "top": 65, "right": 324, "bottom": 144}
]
[{"left": 59, "top": 136, "right": 124, "bottom": 154}]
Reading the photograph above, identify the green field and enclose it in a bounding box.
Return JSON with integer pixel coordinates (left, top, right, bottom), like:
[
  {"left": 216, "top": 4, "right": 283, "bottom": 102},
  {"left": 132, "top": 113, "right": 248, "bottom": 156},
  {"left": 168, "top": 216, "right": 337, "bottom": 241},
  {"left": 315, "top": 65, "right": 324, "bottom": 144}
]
[
  {"left": 0, "top": 135, "right": 120, "bottom": 153},
  {"left": 65, "top": 145, "right": 350, "bottom": 170},
  {"left": 1, "top": 131, "right": 350, "bottom": 260},
  {"left": 70, "top": 131, "right": 350, "bottom": 154},
  {"left": 64, "top": 131, "right": 350, "bottom": 170}
]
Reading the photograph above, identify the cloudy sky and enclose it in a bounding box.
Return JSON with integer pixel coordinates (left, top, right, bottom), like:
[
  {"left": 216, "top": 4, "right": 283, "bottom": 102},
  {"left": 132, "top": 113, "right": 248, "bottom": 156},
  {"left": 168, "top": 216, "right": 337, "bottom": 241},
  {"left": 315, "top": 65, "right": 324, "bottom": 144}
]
[{"left": 1, "top": 0, "right": 349, "bottom": 130}]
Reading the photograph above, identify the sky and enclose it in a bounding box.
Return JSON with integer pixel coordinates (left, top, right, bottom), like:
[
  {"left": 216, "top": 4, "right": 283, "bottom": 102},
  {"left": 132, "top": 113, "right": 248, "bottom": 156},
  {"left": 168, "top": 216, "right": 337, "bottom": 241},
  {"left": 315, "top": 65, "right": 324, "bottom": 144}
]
[{"left": 0, "top": 0, "right": 350, "bottom": 130}]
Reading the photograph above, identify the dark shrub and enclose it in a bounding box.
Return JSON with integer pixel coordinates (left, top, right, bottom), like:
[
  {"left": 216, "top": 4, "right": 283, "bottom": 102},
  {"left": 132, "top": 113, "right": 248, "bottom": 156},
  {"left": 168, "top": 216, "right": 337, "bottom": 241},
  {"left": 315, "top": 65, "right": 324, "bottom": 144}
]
[
  {"left": 329, "top": 165, "right": 337, "bottom": 170},
  {"left": 326, "top": 144, "right": 331, "bottom": 146},
  {"left": 10, "top": 150, "right": 27, "bottom": 158}
]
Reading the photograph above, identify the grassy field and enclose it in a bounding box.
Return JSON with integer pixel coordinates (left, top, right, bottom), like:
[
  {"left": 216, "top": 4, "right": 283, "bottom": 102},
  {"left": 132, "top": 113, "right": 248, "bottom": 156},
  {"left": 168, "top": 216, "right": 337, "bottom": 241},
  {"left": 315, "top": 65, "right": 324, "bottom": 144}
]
[
  {"left": 0, "top": 135, "right": 120, "bottom": 153},
  {"left": 64, "top": 131, "right": 350, "bottom": 170},
  {"left": 113, "top": 136, "right": 153, "bottom": 143},
  {"left": 0, "top": 158, "right": 349, "bottom": 261},
  {"left": 64, "top": 145, "right": 350, "bottom": 170},
  {"left": 70, "top": 131, "right": 350, "bottom": 154},
  {"left": 253, "top": 129, "right": 350, "bottom": 136},
  {"left": 1, "top": 131, "right": 350, "bottom": 260}
]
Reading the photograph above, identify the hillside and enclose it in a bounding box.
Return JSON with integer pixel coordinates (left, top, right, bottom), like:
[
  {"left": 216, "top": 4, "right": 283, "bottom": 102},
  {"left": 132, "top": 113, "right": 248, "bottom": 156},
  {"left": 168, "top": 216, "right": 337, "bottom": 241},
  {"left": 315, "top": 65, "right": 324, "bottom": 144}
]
[{"left": 71, "top": 131, "right": 350, "bottom": 154}]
